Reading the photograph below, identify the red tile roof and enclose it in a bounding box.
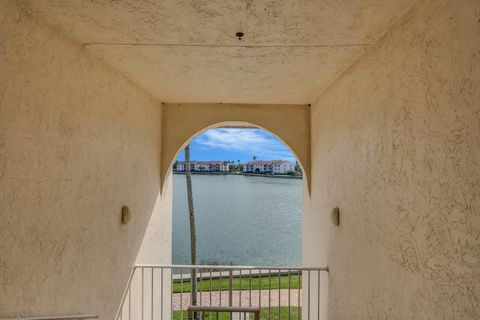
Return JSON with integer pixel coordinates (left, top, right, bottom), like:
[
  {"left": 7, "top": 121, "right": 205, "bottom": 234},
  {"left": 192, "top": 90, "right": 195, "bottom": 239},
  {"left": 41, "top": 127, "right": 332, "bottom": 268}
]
[
  {"left": 177, "top": 161, "right": 228, "bottom": 165},
  {"left": 244, "top": 160, "right": 292, "bottom": 165}
]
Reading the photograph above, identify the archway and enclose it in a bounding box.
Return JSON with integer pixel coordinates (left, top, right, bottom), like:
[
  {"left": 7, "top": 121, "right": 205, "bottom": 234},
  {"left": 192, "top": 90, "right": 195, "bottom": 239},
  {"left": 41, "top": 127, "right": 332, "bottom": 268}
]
[
  {"left": 160, "top": 103, "right": 311, "bottom": 193},
  {"left": 134, "top": 104, "right": 321, "bottom": 320}
]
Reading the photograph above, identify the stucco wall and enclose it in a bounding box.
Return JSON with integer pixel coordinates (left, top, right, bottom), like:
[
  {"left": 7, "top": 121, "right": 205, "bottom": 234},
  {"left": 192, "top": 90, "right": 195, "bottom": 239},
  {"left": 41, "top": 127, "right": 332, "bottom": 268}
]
[
  {"left": 307, "top": 0, "right": 480, "bottom": 319},
  {"left": 0, "top": 1, "right": 167, "bottom": 318},
  {"left": 136, "top": 172, "right": 172, "bottom": 266}
]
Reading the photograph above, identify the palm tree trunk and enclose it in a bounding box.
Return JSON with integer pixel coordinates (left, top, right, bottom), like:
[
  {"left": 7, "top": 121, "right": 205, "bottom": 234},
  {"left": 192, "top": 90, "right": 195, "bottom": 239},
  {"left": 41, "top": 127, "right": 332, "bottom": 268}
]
[{"left": 184, "top": 145, "right": 198, "bottom": 314}]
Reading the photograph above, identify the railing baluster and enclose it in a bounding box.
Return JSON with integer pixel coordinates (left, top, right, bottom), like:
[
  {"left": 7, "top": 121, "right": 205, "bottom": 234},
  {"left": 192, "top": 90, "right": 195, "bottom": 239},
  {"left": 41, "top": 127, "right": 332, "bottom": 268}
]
[
  {"left": 160, "top": 267, "right": 164, "bottom": 320},
  {"left": 307, "top": 270, "right": 310, "bottom": 320},
  {"left": 228, "top": 270, "right": 233, "bottom": 307},
  {"left": 278, "top": 269, "right": 281, "bottom": 320},
  {"left": 210, "top": 268, "right": 213, "bottom": 306},
  {"left": 317, "top": 270, "right": 320, "bottom": 320},
  {"left": 191, "top": 268, "right": 194, "bottom": 310},
  {"left": 239, "top": 269, "right": 242, "bottom": 307},
  {"left": 181, "top": 268, "right": 184, "bottom": 320},
  {"left": 249, "top": 269, "right": 252, "bottom": 308},
  {"left": 288, "top": 269, "right": 291, "bottom": 320},
  {"left": 200, "top": 269, "right": 203, "bottom": 306},
  {"left": 171, "top": 268, "right": 174, "bottom": 320},
  {"left": 142, "top": 268, "right": 144, "bottom": 320},
  {"left": 128, "top": 287, "right": 131, "bottom": 320},
  {"left": 151, "top": 268, "right": 153, "bottom": 320},
  {"left": 268, "top": 269, "right": 271, "bottom": 320},
  {"left": 297, "top": 270, "right": 300, "bottom": 320},
  {"left": 219, "top": 270, "right": 223, "bottom": 306},
  {"left": 259, "top": 269, "right": 262, "bottom": 310}
]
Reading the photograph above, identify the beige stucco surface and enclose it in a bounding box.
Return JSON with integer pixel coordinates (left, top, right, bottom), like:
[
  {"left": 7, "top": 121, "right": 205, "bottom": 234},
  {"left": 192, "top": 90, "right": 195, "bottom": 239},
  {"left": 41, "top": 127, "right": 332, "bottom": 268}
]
[
  {"left": 136, "top": 172, "right": 172, "bottom": 266},
  {"left": 307, "top": 0, "right": 480, "bottom": 318},
  {"left": 85, "top": 44, "right": 365, "bottom": 105},
  {"left": 1, "top": 0, "right": 479, "bottom": 319},
  {"left": 0, "top": 1, "right": 168, "bottom": 318},
  {"left": 22, "top": 0, "right": 417, "bottom": 104},
  {"left": 128, "top": 172, "right": 173, "bottom": 320},
  {"left": 160, "top": 103, "right": 310, "bottom": 190}
]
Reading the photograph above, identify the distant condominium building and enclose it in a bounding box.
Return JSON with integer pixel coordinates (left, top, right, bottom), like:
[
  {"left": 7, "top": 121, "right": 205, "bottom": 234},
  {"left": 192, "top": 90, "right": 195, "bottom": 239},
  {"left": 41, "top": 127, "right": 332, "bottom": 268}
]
[
  {"left": 176, "top": 160, "right": 229, "bottom": 172},
  {"left": 243, "top": 160, "right": 295, "bottom": 174}
]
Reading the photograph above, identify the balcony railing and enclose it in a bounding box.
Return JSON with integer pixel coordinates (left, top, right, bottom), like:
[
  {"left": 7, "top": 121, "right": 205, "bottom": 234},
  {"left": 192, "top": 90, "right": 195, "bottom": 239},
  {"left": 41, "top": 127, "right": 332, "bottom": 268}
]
[{"left": 116, "top": 265, "right": 328, "bottom": 320}]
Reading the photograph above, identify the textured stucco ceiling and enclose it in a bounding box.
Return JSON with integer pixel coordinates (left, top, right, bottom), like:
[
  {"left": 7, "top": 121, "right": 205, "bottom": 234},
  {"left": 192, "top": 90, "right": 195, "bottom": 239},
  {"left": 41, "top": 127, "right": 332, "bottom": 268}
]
[{"left": 25, "top": 0, "right": 417, "bottom": 104}]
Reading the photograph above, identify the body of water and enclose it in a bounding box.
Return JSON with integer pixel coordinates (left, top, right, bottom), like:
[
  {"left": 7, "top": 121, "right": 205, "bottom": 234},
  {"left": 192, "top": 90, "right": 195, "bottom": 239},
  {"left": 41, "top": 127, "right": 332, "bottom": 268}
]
[{"left": 172, "top": 174, "right": 302, "bottom": 267}]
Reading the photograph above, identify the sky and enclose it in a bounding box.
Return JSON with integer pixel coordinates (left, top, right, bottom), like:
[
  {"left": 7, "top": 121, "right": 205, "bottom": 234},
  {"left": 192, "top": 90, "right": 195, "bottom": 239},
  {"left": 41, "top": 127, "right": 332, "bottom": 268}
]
[{"left": 176, "top": 128, "right": 296, "bottom": 163}]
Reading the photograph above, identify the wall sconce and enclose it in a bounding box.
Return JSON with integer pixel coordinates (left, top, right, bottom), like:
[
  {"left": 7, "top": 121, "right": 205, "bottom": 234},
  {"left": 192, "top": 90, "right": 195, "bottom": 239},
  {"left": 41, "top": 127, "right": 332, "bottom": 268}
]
[
  {"left": 121, "top": 205, "right": 132, "bottom": 224},
  {"left": 331, "top": 207, "right": 340, "bottom": 226},
  {"left": 235, "top": 31, "right": 244, "bottom": 40}
]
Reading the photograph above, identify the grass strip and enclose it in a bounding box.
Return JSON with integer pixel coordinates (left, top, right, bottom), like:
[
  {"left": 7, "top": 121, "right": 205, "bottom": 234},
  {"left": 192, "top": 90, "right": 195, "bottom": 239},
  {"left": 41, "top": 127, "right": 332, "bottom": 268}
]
[{"left": 172, "top": 274, "right": 301, "bottom": 293}]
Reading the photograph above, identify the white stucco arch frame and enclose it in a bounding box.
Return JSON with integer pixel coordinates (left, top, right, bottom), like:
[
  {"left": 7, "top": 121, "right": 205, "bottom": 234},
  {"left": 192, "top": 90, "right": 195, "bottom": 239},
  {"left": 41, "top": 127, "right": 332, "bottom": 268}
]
[{"left": 160, "top": 103, "right": 311, "bottom": 194}]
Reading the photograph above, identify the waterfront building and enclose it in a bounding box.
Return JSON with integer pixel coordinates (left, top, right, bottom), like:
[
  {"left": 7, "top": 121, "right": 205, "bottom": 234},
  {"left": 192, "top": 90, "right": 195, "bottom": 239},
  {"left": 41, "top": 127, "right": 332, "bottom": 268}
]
[
  {"left": 176, "top": 160, "right": 229, "bottom": 172},
  {"left": 243, "top": 160, "right": 295, "bottom": 174}
]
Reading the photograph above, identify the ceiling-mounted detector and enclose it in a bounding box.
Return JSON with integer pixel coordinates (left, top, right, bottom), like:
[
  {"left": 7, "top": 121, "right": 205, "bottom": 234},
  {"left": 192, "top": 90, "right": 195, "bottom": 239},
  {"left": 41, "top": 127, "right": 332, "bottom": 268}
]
[{"left": 235, "top": 32, "right": 244, "bottom": 40}]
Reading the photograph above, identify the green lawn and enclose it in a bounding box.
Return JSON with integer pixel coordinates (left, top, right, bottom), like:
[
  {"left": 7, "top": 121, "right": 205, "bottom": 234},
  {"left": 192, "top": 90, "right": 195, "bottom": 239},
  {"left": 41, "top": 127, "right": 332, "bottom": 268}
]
[
  {"left": 172, "top": 274, "right": 302, "bottom": 293},
  {"left": 173, "top": 307, "right": 301, "bottom": 320}
]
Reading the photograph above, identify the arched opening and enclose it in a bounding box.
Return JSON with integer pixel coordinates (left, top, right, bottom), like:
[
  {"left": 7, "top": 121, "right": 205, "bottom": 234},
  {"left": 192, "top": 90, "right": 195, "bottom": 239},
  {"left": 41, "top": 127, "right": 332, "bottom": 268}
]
[
  {"left": 165, "top": 122, "right": 314, "bottom": 320},
  {"left": 130, "top": 104, "right": 323, "bottom": 320},
  {"left": 123, "top": 107, "right": 326, "bottom": 320}
]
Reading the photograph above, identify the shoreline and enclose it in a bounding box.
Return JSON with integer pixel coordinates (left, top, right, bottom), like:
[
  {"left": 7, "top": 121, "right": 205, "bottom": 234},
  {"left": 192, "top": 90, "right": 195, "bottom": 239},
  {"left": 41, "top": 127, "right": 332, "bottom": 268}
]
[{"left": 173, "top": 171, "right": 303, "bottom": 179}]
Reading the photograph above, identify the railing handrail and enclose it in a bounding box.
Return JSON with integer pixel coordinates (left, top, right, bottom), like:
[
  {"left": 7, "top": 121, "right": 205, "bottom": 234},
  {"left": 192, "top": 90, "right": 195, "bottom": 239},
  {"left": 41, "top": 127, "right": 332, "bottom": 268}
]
[
  {"left": 116, "top": 264, "right": 329, "bottom": 320},
  {"left": 1, "top": 315, "right": 98, "bottom": 320},
  {"left": 114, "top": 266, "right": 137, "bottom": 320},
  {"left": 134, "top": 264, "right": 329, "bottom": 272}
]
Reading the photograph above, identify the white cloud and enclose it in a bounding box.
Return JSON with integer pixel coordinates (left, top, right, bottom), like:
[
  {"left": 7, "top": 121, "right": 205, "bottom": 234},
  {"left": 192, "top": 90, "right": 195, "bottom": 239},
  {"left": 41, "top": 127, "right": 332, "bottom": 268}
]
[{"left": 193, "top": 128, "right": 296, "bottom": 161}]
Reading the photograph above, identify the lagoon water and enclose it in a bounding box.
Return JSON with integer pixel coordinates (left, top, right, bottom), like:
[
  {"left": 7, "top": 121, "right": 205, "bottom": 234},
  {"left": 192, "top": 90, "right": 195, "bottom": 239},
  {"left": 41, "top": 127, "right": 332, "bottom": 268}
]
[{"left": 172, "top": 174, "right": 302, "bottom": 267}]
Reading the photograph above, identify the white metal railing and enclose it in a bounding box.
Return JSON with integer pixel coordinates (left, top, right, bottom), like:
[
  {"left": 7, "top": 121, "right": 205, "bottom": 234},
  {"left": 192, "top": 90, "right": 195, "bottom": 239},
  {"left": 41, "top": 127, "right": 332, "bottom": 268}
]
[{"left": 116, "top": 265, "right": 328, "bottom": 320}]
